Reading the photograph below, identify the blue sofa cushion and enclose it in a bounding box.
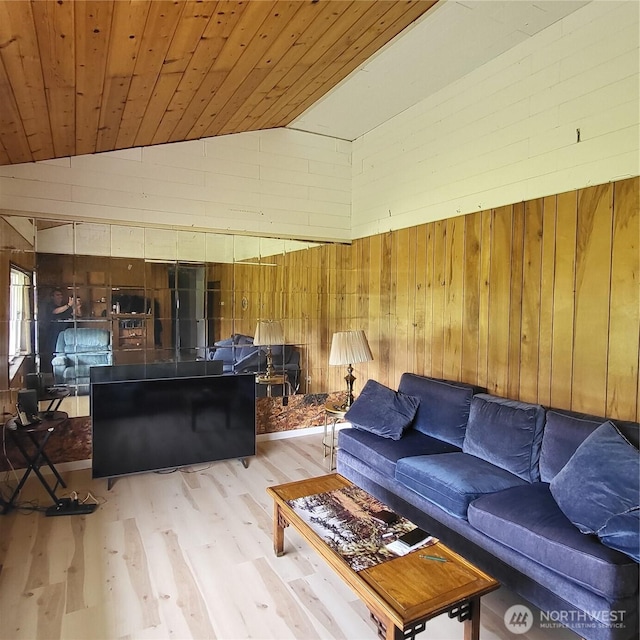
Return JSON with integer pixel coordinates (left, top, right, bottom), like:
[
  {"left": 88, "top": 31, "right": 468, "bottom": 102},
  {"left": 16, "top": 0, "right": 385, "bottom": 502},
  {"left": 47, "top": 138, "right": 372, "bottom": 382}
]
[
  {"left": 600, "top": 510, "right": 640, "bottom": 563},
  {"left": 345, "top": 379, "right": 420, "bottom": 440},
  {"left": 539, "top": 410, "right": 603, "bottom": 482},
  {"left": 550, "top": 421, "right": 640, "bottom": 561},
  {"left": 338, "top": 427, "right": 460, "bottom": 479},
  {"left": 397, "top": 374, "right": 475, "bottom": 446},
  {"left": 395, "top": 452, "right": 527, "bottom": 519},
  {"left": 468, "top": 484, "right": 639, "bottom": 600},
  {"left": 462, "top": 394, "right": 545, "bottom": 482}
]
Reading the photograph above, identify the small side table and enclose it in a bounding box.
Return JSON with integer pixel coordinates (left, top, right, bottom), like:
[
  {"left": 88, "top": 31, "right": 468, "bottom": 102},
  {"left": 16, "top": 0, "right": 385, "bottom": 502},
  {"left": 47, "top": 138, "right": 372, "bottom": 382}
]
[
  {"left": 2, "top": 412, "right": 69, "bottom": 514},
  {"left": 323, "top": 401, "right": 346, "bottom": 471},
  {"left": 39, "top": 386, "right": 70, "bottom": 417},
  {"left": 256, "top": 373, "right": 293, "bottom": 398}
]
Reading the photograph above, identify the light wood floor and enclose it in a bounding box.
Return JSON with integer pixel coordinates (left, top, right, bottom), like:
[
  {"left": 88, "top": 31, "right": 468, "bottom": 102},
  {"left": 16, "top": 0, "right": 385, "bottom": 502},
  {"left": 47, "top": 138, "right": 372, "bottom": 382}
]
[{"left": 0, "top": 433, "right": 578, "bottom": 640}]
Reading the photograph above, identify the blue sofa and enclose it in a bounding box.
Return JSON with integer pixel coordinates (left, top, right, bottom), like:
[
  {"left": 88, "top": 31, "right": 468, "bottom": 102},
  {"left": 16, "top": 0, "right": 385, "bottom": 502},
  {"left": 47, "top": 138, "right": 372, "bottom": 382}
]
[
  {"left": 208, "top": 334, "right": 301, "bottom": 394},
  {"left": 337, "top": 374, "right": 639, "bottom": 640}
]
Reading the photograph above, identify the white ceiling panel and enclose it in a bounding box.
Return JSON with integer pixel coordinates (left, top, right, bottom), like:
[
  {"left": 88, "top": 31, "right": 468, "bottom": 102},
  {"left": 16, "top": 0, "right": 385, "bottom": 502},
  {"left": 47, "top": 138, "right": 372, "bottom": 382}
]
[{"left": 289, "top": 1, "right": 591, "bottom": 141}]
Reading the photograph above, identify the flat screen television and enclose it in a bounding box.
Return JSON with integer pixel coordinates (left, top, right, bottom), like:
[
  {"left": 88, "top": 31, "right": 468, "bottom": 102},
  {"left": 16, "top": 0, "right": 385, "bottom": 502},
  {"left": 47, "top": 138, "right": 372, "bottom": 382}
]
[{"left": 91, "top": 364, "right": 255, "bottom": 480}]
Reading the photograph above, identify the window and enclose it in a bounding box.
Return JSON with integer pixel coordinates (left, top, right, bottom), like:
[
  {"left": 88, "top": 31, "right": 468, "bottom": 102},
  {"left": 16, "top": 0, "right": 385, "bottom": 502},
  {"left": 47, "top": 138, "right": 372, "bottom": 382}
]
[{"left": 9, "top": 265, "right": 33, "bottom": 363}]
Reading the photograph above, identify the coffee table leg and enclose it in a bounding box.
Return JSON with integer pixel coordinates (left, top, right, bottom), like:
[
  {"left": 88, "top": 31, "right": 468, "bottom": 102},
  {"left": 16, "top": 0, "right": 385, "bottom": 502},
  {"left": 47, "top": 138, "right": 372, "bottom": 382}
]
[
  {"left": 369, "top": 610, "right": 405, "bottom": 640},
  {"left": 385, "top": 621, "right": 402, "bottom": 640},
  {"left": 463, "top": 598, "right": 480, "bottom": 640},
  {"left": 373, "top": 598, "right": 480, "bottom": 640},
  {"left": 273, "top": 503, "right": 288, "bottom": 557}
]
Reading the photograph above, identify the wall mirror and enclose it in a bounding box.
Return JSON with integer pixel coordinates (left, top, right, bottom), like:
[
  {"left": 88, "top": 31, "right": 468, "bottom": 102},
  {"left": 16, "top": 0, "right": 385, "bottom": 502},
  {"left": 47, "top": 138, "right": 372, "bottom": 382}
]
[{"left": 2, "top": 216, "right": 335, "bottom": 418}]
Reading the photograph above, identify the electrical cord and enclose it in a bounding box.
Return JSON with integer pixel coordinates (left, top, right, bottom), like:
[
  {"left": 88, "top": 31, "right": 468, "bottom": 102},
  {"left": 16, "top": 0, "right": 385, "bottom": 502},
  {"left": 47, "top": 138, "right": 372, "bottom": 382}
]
[
  {"left": 6, "top": 490, "right": 105, "bottom": 515},
  {"left": 59, "top": 489, "right": 104, "bottom": 506},
  {"left": 12, "top": 499, "right": 47, "bottom": 514},
  {"left": 81, "top": 491, "right": 104, "bottom": 506},
  {"left": 180, "top": 463, "right": 213, "bottom": 474},
  {"left": 156, "top": 462, "right": 213, "bottom": 475}
]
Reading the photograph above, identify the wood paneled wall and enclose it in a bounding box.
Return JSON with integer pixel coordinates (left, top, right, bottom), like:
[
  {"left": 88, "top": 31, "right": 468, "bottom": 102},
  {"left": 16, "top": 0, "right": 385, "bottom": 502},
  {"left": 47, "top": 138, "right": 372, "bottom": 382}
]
[
  {"left": 212, "top": 242, "right": 355, "bottom": 394},
  {"left": 216, "top": 177, "right": 639, "bottom": 421},
  {"left": 357, "top": 178, "right": 639, "bottom": 422},
  {"left": 2, "top": 177, "right": 635, "bottom": 421}
]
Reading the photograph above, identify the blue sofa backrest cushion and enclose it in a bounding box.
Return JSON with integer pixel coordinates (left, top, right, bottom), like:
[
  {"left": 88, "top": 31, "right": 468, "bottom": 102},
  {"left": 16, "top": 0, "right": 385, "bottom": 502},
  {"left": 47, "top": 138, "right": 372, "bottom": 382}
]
[
  {"left": 539, "top": 408, "right": 640, "bottom": 483},
  {"left": 397, "top": 374, "right": 476, "bottom": 446},
  {"left": 213, "top": 334, "right": 253, "bottom": 347},
  {"left": 539, "top": 409, "right": 604, "bottom": 482},
  {"left": 269, "top": 344, "right": 294, "bottom": 364},
  {"left": 463, "top": 393, "right": 546, "bottom": 483}
]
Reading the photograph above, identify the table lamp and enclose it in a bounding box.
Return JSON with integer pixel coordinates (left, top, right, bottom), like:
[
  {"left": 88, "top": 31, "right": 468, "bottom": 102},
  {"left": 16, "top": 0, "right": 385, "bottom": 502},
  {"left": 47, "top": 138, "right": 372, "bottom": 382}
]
[
  {"left": 254, "top": 319, "right": 285, "bottom": 379},
  {"left": 329, "top": 330, "right": 373, "bottom": 408}
]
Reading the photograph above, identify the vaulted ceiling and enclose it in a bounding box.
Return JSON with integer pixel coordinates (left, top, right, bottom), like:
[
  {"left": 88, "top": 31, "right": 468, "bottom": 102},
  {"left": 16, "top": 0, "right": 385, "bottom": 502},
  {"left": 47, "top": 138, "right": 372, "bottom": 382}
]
[{"left": 0, "top": 0, "right": 437, "bottom": 166}]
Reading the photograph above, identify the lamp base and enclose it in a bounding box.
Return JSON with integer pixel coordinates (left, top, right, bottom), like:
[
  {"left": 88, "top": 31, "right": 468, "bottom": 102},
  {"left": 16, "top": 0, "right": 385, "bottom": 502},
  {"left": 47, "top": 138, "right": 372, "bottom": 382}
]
[
  {"left": 344, "top": 364, "right": 356, "bottom": 408},
  {"left": 264, "top": 346, "right": 275, "bottom": 379}
]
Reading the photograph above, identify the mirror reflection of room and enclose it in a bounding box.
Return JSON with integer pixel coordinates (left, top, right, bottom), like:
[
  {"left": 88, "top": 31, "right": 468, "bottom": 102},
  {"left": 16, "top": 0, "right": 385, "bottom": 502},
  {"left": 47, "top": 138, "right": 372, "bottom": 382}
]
[
  {"left": 2, "top": 217, "right": 339, "bottom": 418},
  {"left": 36, "top": 254, "right": 212, "bottom": 387}
]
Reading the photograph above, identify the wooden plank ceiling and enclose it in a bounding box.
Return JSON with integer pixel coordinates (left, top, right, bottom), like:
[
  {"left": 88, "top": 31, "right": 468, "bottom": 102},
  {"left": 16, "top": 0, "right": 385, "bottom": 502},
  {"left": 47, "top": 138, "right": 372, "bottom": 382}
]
[{"left": 0, "top": 0, "right": 437, "bottom": 166}]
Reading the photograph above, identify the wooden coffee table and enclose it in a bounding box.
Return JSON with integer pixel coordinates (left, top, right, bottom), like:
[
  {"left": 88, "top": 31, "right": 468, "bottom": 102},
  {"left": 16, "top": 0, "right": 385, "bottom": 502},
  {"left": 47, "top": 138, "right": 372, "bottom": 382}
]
[{"left": 267, "top": 474, "right": 499, "bottom": 640}]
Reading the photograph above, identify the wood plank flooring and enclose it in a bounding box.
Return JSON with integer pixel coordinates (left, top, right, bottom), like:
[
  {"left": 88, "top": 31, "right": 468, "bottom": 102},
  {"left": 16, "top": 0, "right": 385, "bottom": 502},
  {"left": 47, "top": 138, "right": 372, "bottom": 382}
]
[{"left": 0, "top": 434, "right": 578, "bottom": 640}]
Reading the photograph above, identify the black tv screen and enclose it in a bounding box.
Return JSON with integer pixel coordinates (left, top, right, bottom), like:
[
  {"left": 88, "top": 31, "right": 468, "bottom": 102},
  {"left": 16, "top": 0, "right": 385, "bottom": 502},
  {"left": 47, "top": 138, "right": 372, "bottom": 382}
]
[{"left": 91, "top": 370, "right": 256, "bottom": 479}]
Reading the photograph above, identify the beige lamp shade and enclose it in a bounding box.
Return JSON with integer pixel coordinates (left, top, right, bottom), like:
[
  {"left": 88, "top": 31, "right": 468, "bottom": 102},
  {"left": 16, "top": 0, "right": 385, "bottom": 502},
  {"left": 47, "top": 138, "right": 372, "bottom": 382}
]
[
  {"left": 254, "top": 320, "right": 284, "bottom": 346},
  {"left": 328, "top": 330, "right": 373, "bottom": 408},
  {"left": 329, "top": 330, "right": 373, "bottom": 366},
  {"left": 254, "top": 320, "right": 284, "bottom": 379}
]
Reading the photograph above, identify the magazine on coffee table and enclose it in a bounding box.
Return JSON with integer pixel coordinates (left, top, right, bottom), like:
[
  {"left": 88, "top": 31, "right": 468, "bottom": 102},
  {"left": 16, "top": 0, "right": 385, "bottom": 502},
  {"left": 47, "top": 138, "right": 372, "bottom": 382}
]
[
  {"left": 287, "top": 485, "right": 437, "bottom": 571},
  {"left": 385, "top": 527, "right": 437, "bottom": 556}
]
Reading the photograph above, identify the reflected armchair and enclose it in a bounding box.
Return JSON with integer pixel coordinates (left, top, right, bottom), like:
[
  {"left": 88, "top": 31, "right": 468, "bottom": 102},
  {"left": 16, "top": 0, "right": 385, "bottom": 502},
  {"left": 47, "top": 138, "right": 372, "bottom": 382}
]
[{"left": 52, "top": 328, "right": 112, "bottom": 392}]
